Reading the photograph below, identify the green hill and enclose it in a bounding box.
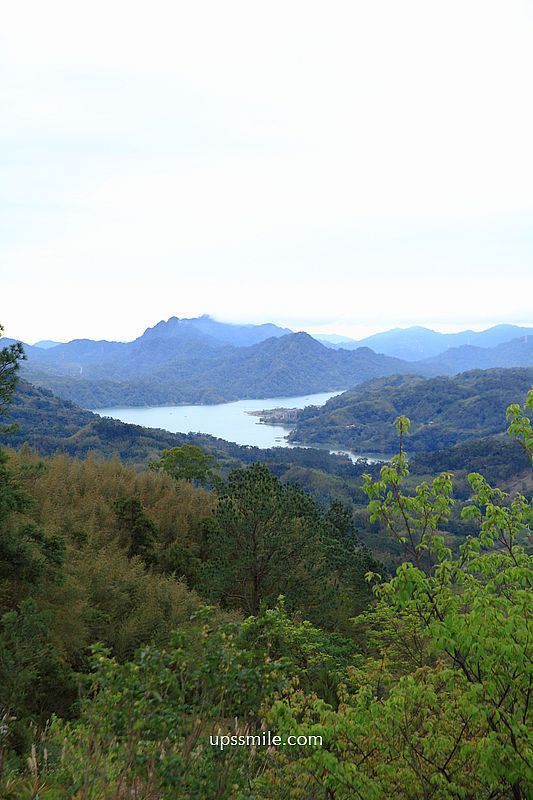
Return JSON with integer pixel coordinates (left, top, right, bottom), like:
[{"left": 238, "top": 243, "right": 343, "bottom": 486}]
[
  {"left": 21, "top": 332, "right": 418, "bottom": 407},
  {"left": 2, "top": 380, "right": 367, "bottom": 480},
  {"left": 289, "top": 367, "right": 533, "bottom": 454}
]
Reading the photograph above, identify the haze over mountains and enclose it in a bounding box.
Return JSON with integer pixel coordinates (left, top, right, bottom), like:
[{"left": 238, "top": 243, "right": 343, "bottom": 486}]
[
  {"left": 15, "top": 329, "right": 414, "bottom": 408},
  {"left": 5, "top": 315, "right": 533, "bottom": 409},
  {"left": 317, "top": 323, "right": 533, "bottom": 360},
  {"left": 141, "top": 315, "right": 292, "bottom": 347}
]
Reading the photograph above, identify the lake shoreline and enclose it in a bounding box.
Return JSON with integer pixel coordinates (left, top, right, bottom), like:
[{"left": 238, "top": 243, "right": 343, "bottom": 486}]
[
  {"left": 92, "top": 388, "right": 349, "bottom": 412},
  {"left": 92, "top": 391, "right": 343, "bottom": 451}
]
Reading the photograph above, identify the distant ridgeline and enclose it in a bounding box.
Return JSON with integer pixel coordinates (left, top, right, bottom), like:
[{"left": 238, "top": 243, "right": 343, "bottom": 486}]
[
  {"left": 318, "top": 322, "right": 533, "bottom": 361},
  {"left": 6, "top": 316, "right": 533, "bottom": 408}
]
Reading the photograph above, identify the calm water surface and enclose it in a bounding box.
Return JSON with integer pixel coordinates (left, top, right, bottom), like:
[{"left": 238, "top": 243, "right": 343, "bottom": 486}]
[{"left": 94, "top": 391, "right": 342, "bottom": 450}]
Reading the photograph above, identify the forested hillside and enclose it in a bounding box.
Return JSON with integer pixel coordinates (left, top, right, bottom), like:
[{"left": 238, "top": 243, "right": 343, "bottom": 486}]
[
  {"left": 1, "top": 331, "right": 532, "bottom": 799},
  {"left": 9, "top": 317, "right": 533, "bottom": 408},
  {"left": 3, "top": 380, "right": 369, "bottom": 478},
  {"left": 289, "top": 367, "right": 533, "bottom": 453},
  {"left": 4, "top": 376, "right": 532, "bottom": 559},
  {"left": 5, "top": 377, "right": 532, "bottom": 523},
  {"left": 19, "top": 331, "right": 417, "bottom": 407}
]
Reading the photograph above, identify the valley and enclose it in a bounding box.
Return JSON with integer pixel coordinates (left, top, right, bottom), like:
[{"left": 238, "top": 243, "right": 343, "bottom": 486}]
[
  {"left": 4, "top": 6, "right": 532, "bottom": 792},
  {"left": 1, "top": 319, "right": 532, "bottom": 799},
  {"left": 92, "top": 390, "right": 342, "bottom": 450}
]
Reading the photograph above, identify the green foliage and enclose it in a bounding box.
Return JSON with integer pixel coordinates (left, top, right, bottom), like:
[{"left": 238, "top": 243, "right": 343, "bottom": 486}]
[
  {"left": 200, "top": 464, "right": 328, "bottom": 619},
  {"left": 113, "top": 496, "right": 157, "bottom": 563},
  {"left": 41, "top": 611, "right": 288, "bottom": 800},
  {"left": 259, "top": 402, "right": 533, "bottom": 800},
  {"left": 507, "top": 388, "right": 533, "bottom": 463},
  {"left": 0, "top": 453, "right": 65, "bottom": 615},
  {"left": 0, "top": 331, "right": 65, "bottom": 613},
  {"left": 0, "top": 447, "right": 31, "bottom": 528},
  {"left": 239, "top": 599, "right": 362, "bottom": 703},
  {"left": 0, "top": 599, "right": 74, "bottom": 775},
  {"left": 199, "top": 463, "right": 375, "bottom": 626},
  {"left": 362, "top": 416, "right": 455, "bottom": 570},
  {"left": 0, "top": 325, "right": 25, "bottom": 422},
  {"left": 150, "top": 444, "right": 218, "bottom": 486},
  {"left": 7, "top": 451, "right": 214, "bottom": 661},
  {"left": 18, "top": 602, "right": 365, "bottom": 799},
  {"left": 291, "top": 368, "right": 533, "bottom": 454},
  {"left": 2, "top": 334, "right": 532, "bottom": 799},
  {"left": 410, "top": 435, "right": 532, "bottom": 487}
]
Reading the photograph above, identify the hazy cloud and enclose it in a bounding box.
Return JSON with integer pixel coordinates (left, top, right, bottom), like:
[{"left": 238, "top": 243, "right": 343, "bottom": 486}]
[{"left": 2, "top": 0, "right": 532, "bottom": 341}]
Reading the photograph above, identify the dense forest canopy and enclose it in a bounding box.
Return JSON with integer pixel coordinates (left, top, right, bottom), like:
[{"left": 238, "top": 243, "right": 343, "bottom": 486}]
[
  {"left": 0, "top": 329, "right": 531, "bottom": 798},
  {"left": 289, "top": 368, "right": 533, "bottom": 453}
]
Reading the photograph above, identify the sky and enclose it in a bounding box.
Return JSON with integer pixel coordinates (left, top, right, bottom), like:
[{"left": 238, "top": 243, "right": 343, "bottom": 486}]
[{"left": 1, "top": 0, "right": 532, "bottom": 344}]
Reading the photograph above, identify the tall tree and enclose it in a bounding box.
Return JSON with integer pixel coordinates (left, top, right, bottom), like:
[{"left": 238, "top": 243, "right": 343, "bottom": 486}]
[
  {"left": 201, "top": 463, "right": 339, "bottom": 623},
  {"left": 0, "top": 328, "right": 64, "bottom": 612},
  {"left": 114, "top": 496, "right": 157, "bottom": 564},
  {"left": 0, "top": 324, "right": 25, "bottom": 423},
  {"left": 263, "top": 398, "right": 533, "bottom": 800},
  {"left": 150, "top": 444, "right": 218, "bottom": 487}
]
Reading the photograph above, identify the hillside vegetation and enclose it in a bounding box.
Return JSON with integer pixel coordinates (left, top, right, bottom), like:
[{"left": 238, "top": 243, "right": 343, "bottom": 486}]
[
  {"left": 289, "top": 367, "right": 533, "bottom": 453},
  {"left": 14, "top": 321, "right": 418, "bottom": 407},
  {"left": 4, "top": 375, "right": 533, "bottom": 568},
  {"left": 8, "top": 317, "right": 533, "bottom": 408},
  {"left": 3, "top": 380, "right": 370, "bottom": 477},
  {"left": 1, "top": 328, "right": 532, "bottom": 798}
]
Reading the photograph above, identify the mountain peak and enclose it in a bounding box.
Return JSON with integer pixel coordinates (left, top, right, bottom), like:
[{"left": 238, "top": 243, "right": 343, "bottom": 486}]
[
  {"left": 33, "top": 339, "right": 62, "bottom": 349},
  {"left": 140, "top": 315, "right": 292, "bottom": 347}
]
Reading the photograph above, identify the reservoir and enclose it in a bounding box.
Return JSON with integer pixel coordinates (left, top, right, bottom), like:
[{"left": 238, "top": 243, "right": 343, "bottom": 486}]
[{"left": 94, "top": 391, "right": 342, "bottom": 450}]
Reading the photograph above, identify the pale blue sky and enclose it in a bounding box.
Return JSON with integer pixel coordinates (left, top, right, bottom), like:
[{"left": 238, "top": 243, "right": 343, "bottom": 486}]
[{"left": 2, "top": 0, "right": 532, "bottom": 343}]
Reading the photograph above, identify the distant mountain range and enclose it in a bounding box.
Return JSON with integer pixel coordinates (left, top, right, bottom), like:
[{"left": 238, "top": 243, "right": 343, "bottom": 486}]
[
  {"left": 33, "top": 339, "right": 62, "bottom": 349},
  {"left": 419, "top": 336, "right": 533, "bottom": 374},
  {"left": 141, "top": 314, "right": 292, "bottom": 346},
  {"left": 11, "top": 318, "right": 416, "bottom": 407},
  {"left": 4, "top": 316, "right": 533, "bottom": 409},
  {"left": 318, "top": 324, "right": 533, "bottom": 360}
]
